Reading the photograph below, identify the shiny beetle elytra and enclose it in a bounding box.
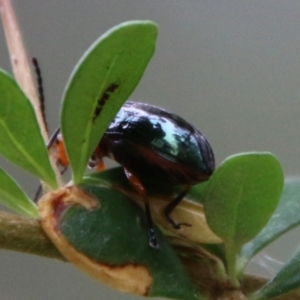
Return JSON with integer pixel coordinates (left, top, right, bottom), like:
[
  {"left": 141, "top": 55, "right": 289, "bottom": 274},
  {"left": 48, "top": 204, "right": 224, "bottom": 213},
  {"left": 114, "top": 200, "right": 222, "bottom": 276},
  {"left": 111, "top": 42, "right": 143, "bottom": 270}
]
[{"left": 51, "top": 101, "right": 215, "bottom": 248}]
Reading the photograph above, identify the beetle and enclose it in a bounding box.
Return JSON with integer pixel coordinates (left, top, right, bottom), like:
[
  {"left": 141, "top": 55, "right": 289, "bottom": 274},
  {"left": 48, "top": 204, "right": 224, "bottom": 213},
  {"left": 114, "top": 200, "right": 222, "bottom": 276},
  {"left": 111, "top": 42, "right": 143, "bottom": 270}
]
[{"left": 50, "top": 101, "right": 215, "bottom": 248}]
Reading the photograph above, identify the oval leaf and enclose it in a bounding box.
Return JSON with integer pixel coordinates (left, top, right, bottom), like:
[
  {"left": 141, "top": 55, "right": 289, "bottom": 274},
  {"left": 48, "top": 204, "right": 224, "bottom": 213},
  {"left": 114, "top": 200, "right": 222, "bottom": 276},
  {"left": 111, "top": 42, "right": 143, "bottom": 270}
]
[
  {"left": 0, "top": 70, "right": 58, "bottom": 188},
  {"left": 39, "top": 184, "right": 203, "bottom": 300},
  {"left": 204, "top": 152, "right": 284, "bottom": 247},
  {"left": 84, "top": 167, "right": 222, "bottom": 244},
  {"left": 0, "top": 168, "right": 38, "bottom": 217},
  {"left": 251, "top": 245, "right": 300, "bottom": 300},
  {"left": 241, "top": 177, "right": 300, "bottom": 264},
  {"left": 61, "top": 20, "right": 158, "bottom": 183}
]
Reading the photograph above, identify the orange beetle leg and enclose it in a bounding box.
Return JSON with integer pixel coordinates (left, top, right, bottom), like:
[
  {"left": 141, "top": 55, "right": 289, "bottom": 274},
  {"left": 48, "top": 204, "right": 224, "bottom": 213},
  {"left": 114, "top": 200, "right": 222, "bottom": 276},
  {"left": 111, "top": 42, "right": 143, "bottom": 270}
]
[
  {"left": 95, "top": 159, "right": 106, "bottom": 171},
  {"left": 54, "top": 134, "right": 69, "bottom": 168}
]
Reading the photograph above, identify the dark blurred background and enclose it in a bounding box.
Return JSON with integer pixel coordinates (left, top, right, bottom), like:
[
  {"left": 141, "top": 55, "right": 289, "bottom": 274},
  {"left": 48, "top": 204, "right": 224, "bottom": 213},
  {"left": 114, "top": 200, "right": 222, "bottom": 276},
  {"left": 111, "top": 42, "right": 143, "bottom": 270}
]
[{"left": 0, "top": 1, "right": 300, "bottom": 299}]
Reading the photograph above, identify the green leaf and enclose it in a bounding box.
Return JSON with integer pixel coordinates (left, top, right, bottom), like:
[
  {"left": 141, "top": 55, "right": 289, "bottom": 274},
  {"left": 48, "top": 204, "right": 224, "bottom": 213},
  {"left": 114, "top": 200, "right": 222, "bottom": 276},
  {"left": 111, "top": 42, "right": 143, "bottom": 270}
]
[
  {"left": 251, "top": 244, "right": 300, "bottom": 300},
  {"left": 61, "top": 20, "right": 158, "bottom": 183},
  {"left": 204, "top": 152, "right": 284, "bottom": 247},
  {"left": 203, "top": 152, "right": 283, "bottom": 285},
  {"left": 188, "top": 181, "right": 209, "bottom": 205},
  {"left": 84, "top": 167, "right": 209, "bottom": 207},
  {"left": 84, "top": 166, "right": 183, "bottom": 197},
  {"left": 0, "top": 168, "right": 38, "bottom": 217},
  {"left": 84, "top": 167, "right": 223, "bottom": 245},
  {"left": 42, "top": 184, "right": 203, "bottom": 300},
  {"left": 0, "top": 70, "right": 58, "bottom": 189},
  {"left": 241, "top": 178, "right": 300, "bottom": 265}
]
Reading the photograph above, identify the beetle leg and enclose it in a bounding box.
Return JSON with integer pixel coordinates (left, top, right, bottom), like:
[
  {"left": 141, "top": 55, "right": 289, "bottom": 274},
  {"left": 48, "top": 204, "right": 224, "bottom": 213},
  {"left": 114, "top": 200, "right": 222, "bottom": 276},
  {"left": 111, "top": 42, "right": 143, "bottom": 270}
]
[
  {"left": 95, "top": 159, "right": 105, "bottom": 171},
  {"left": 88, "top": 154, "right": 106, "bottom": 171},
  {"left": 89, "top": 145, "right": 106, "bottom": 171},
  {"left": 164, "top": 186, "right": 192, "bottom": 229},
  {"left": 33, "top": 129, "right": 67, "bottom": 202},
  {"left": 124, "top": 168, "right": 159, "bottom": 249},
  {"left": 47, "top": 129, "right": 68, "bottom": 168},
  {"left": 33, "top": 184, "right": 43, "bottom": 202}
]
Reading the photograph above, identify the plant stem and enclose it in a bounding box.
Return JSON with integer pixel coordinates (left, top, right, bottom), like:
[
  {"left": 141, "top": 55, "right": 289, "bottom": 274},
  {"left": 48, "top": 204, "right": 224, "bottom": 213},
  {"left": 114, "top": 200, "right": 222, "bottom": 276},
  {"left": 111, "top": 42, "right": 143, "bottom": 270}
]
[
  {"left": 0, "top": 0, "right": 45, "bottom": 137},
  {"left": 0, "top": 0, "right": 63, "bottom": 189},
  {"left": 2, "top": 210, "right": 300, "bottom": 299},
  {"left": 0, "top": 210, "right": 64, "bottom": 260},
  {"left": 225, "top": 240, "right": 240, "bottom": 288}
]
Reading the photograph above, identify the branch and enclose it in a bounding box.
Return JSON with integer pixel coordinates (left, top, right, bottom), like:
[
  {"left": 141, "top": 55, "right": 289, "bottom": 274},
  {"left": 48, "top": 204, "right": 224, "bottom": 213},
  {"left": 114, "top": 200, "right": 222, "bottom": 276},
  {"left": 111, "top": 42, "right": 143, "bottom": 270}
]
[
  {"left": 0, "top": 0, "right": 46, "bottom": 139},
  {"left": 0, "top": 210, "right": 63, "bottom": 260},
  {"left": 1, "top": 209, "right": 300, "bottom": 300},
  {"left": 0, "top": 0, "right": 63, "bottom": 189}
]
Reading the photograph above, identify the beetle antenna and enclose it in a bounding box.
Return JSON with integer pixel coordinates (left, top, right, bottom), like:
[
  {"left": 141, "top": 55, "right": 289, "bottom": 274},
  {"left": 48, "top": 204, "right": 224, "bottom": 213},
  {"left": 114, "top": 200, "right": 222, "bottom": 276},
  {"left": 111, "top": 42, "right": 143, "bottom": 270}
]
[{"left": 32, "top": 57, "right": 48, "bottom": 133}]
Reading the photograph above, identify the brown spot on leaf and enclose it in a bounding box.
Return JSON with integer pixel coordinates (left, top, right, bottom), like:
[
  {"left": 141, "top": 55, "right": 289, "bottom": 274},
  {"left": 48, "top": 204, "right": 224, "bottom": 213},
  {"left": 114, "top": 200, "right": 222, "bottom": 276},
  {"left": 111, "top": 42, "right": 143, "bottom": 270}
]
[
  {"left": 92, "top": 261, "right": 152, "bottom": 296},
  {"left": 51, "top": 192, "right": 68, "bottom": 226},
  {"left": 39, "top": 187, "right": 152, "bottom": 296},
  {"left": 93, "top": 83, "right": 119, "bottom": 122},
  {"left": 39, "top": 186, "right": 153, "bottom": 296},
  {"left": 39, "top": 186, "right": 99, "bottom": 232}
]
